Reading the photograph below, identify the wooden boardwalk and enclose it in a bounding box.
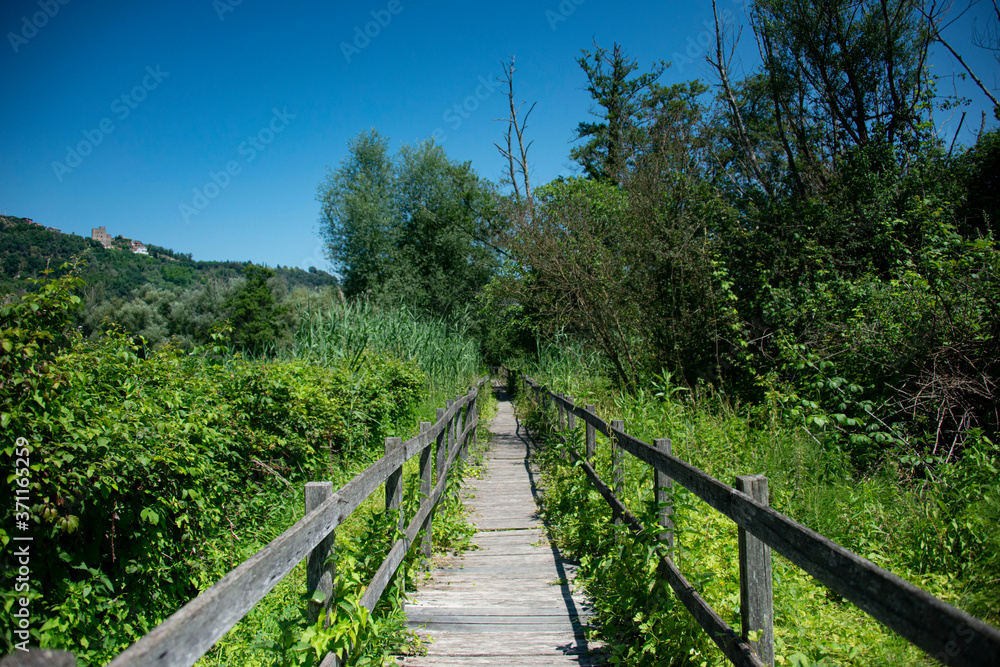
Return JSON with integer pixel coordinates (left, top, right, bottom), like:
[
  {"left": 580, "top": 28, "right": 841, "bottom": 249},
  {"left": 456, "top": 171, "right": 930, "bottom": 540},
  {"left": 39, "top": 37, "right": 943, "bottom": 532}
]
[{"left": 397, "top": 387, "right": 604, "bottom": 666}]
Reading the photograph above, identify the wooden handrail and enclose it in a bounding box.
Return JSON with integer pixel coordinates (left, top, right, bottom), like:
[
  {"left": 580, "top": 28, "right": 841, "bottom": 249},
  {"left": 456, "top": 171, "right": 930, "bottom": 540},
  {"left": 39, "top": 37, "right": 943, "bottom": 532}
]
[
  {"left": 514, "top": 368, "right": 1000, "bottom": 667},
  {"left": 107, "top": 377, "right": 488, "bottom": 667}
]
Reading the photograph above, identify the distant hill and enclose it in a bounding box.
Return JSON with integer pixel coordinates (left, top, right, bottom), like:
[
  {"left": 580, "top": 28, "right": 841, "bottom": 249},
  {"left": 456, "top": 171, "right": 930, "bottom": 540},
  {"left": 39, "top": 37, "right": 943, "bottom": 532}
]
[{"left": 0, "top": 215, "right": 339, "bottom": 299}]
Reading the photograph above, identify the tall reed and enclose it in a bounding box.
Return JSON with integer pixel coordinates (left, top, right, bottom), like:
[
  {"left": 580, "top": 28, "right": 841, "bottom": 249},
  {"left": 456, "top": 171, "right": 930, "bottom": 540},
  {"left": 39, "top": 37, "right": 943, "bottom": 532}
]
[{"left": 291, "top": 297, "right": 482, "bottom": 396}]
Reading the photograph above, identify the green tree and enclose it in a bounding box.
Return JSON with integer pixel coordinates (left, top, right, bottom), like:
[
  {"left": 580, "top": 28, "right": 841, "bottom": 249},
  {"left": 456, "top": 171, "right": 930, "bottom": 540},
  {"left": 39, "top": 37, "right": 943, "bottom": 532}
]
[
  {"left": 224, "top": 266, "right": 289, "bottom": 355},
  {"left": 318, "top": 130, "right": 397, "bottom": 299},
  {"left": 318, "top": 133, "right": 498, "bottom": 317},
  {"left": 570, "top": 42, "right": 667, "bottom": 184},
  {"left": 751, "top": 0, "right": 934, "bottom": 195}
]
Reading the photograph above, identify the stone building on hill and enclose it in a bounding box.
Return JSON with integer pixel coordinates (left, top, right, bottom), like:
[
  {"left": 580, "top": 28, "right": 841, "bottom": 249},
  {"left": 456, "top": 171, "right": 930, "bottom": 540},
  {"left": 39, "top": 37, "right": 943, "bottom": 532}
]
[{"left": 92, "top": 226, "right": 113, "bottom": 249}]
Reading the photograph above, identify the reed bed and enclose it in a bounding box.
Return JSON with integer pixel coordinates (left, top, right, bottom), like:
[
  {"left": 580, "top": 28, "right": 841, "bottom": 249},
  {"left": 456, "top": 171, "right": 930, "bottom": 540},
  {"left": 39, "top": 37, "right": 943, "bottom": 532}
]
[{"left": 291, "top": 298, "right": 482, "bottom": 395}]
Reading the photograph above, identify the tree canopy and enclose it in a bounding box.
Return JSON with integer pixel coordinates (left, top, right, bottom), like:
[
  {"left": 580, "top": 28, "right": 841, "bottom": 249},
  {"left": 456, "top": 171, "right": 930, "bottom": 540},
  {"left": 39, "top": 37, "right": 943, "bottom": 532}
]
[{"left": 318, "top": 131, "right": 498, "bottom": 318}]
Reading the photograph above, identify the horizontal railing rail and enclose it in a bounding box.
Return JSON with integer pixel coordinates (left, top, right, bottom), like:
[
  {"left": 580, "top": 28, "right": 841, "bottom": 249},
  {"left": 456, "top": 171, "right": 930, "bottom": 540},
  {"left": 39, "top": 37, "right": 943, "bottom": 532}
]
[
  {"left": 104, "top": 376, "right": 488, "bottom": 667},
  {"left": 511, "top": 366, "right": 1000, "bottom": 667}
]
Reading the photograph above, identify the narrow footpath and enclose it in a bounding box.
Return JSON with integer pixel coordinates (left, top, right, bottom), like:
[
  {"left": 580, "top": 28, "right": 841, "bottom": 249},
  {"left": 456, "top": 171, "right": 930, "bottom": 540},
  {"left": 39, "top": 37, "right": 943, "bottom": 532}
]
[{"left": 397, "top": 386, "right": 604, "bottom": 666}]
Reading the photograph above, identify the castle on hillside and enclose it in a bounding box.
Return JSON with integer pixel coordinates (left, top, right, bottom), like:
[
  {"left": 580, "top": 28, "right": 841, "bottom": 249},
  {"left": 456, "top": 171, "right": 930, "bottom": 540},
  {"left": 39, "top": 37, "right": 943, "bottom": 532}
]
[
  {"left": 92, "top": 226, "right": 113, "bottom": 248},
  {"left": 92, "top": 226, "right": 147, "bottom": 254}
]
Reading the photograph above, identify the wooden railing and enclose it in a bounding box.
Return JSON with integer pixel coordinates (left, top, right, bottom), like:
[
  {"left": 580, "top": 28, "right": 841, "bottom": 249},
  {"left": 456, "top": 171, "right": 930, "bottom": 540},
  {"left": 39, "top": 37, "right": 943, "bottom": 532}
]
[
  {"left": 101, "top": 377, "right": 489, "bottom": 667},
  {"left": 505, "top": 366, "right": 1000, "bottom": 667}
]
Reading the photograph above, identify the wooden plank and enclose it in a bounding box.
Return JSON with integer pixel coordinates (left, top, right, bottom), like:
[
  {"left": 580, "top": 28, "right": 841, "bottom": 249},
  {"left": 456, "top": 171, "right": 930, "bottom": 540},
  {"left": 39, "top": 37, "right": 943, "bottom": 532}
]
[
  {"left": 403, "top": 631, "right": 600, "bottom": 655},
  {"left": 401, "top": 657, "right": 604, "bottom": 666}
]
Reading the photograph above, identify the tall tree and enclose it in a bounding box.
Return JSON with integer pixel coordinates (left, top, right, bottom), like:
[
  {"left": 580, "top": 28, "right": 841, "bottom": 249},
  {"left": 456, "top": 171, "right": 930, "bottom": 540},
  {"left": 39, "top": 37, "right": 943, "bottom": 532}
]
[
  {"left": 318, "top": 130, "right": 397, "bottom": 299},
  {"left": 318, "top": 133, "right": 497, "bottom": 317},
  {"left": 224, "top": 265, "right": 289, "bottom": 355},
  {"left": 570, "top": 42, "right": 667, "bottom": 184},
  {"left": 751, "top": 0, "right": 934, "bottom": 192}
]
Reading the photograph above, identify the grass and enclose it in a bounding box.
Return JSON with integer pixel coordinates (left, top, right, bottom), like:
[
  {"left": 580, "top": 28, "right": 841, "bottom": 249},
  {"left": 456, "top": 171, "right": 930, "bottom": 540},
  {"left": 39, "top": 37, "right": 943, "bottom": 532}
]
[
  {"left": 188, "top": 302, "right": 493, "bottom": 666},
  {"left": 516, "top": 361, "right": 992, "bottom": 666},
  {"left": 292, "top": 298, "right": 481, "bottom": 401}
]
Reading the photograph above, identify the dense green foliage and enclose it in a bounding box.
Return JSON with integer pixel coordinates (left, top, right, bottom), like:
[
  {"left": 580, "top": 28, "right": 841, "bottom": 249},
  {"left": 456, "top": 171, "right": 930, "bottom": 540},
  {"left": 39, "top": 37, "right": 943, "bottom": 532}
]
[
  {"left": 224, "top": 265, "right": 294, "bottom": 355},
  {"left": 1, "top": 269, "right": 479, "bottom": 664},
  {"left": 293, "top": 296, "right": 482, "bottom": 401},
  {"left": 493, "top": 5, "right": 1000, "bottom": 470},
  {"left": 521, "top": 356, "right": 999, "bottom": 665},
  {"left": 317, "top": 131, "right": 499, "bottom": 318}
]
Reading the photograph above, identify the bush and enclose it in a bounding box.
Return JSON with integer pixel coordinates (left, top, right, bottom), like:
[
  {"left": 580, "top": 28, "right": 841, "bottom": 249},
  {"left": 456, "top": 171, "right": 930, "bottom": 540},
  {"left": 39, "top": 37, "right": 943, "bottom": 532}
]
[{"left": 0, "top": 272, "right": 424, "bottom": 663}]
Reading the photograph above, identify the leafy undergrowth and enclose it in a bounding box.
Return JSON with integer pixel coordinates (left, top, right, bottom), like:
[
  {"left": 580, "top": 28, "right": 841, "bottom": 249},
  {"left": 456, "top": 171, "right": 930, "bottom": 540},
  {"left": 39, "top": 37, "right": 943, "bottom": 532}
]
[
  {"left": 517, "top": 372, "right": 996, "bottom": 666},
  {"left": 0, "top": 268, "right": 493, "bottom": 665}
]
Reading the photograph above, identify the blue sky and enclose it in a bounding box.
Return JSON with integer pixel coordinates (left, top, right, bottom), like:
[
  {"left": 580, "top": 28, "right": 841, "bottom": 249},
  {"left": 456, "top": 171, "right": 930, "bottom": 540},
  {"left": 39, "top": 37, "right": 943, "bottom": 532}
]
[{"left": 1, "top": 1, "right": 996, "bottom": 272}]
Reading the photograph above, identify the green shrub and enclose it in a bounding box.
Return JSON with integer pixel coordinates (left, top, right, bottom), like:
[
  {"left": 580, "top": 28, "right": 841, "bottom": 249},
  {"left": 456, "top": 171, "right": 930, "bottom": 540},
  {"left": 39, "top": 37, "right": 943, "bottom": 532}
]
[{"left": 0, "top": 272, "right": 425, "bottom": 664}]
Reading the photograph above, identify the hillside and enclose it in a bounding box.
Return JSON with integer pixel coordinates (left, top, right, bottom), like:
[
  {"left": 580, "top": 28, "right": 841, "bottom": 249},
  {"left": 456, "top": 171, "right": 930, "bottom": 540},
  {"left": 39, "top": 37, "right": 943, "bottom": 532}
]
[
  {"left": 0, "top": 215, "right": 338, "bottom": 299},
  {"left": 0, "top": 215, "right": 341, "bottom": 350}
]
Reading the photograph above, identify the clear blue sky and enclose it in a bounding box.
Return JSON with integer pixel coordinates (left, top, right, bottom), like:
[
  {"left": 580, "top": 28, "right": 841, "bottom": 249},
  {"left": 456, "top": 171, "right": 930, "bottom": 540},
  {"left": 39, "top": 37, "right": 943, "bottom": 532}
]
[{"left": 1, "top": 0, "right": 996, "bottom": 271}]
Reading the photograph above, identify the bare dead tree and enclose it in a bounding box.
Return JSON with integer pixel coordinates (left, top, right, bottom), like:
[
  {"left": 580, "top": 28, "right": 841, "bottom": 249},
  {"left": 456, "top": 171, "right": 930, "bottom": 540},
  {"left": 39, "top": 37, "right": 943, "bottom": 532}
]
[
  {"left": 707, "top": 0, "right": 773, "bottom": 198},
  {"left": 922, "top": 0, "right": 1000, "bottom": 112},
  {"left": 494, "top": 57, "right": 536, "bottom": 211}
]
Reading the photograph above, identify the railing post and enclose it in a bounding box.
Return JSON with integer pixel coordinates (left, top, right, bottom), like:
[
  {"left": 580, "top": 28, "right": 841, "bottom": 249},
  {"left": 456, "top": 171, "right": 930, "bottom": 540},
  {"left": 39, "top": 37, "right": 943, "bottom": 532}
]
[
  {"left": 468, "top": 388, "right": 479, "bottom": 456},
  {"left": 385, "top": 437, "right": 403, "bottom": 529},
  {"left": 419, "top": 422, "right": 433, "bottom": 559},
  {"left": 305, "top": 482, "right": 335, "bottom": 626},
  {"left": 611, "top": 419, "right": 624, "bottom": 526},
  {"left": 566, "top": 396, "right": 576, "bottom": 432},
  {"left": 445, "top": 399, "right": 455, "bottom": 455},
  {"left": 737, "top": 474, "right": 775, "bottom": 666},
  {"left": 436, "top": 407, "right": 448, "bottom": 491},
  {"left": 585, "top": 405, "right": 596, "bottom": 460},
  {"left": 653, "top": 438, "right": 674, "bottom": 552},
  {"left": 556, "top": 392, "right": 565, "bottom": 431},
  {"left": 542, "top": 389, "right": 549, "bottom": 428},
  {"left": 456, "top": 398, "right": 467, "bottom": 461}
]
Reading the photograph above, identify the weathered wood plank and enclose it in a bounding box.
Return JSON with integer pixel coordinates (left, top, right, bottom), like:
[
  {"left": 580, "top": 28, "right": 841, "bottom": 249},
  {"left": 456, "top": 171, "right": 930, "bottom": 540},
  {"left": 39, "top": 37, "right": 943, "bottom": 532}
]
[
  {"left": 737, "top": 475, "right": 774, "bottom": 666},
  {"left": 653, "top": 438, "right": 674, "bottom": 549},
  {"left": 400, "top": 391, "right": 603, "bottom": 666},
  {"left": 305, "top": 482, "right": 334, "bottom": 625}
]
